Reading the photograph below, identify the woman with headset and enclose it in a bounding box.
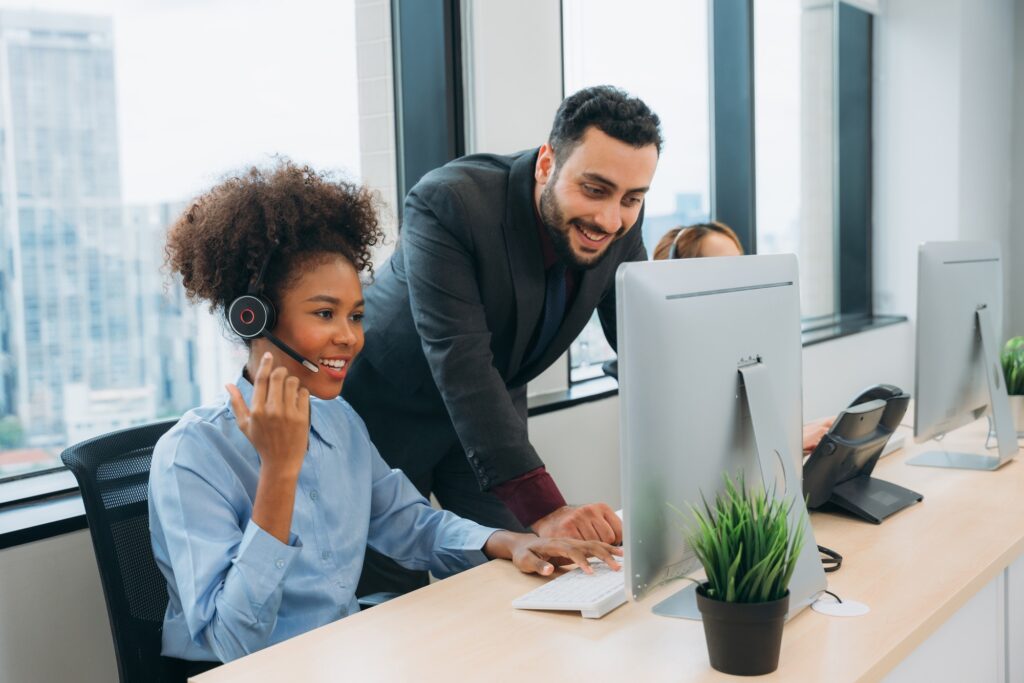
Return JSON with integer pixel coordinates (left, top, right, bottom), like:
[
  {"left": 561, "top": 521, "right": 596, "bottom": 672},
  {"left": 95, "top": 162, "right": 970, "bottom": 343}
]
[
  {"left": 653, "top": 221, "right": 834, "bottom": 454},
  {"left": 150, "top": 161, "right": 621, "bottom": 671}
]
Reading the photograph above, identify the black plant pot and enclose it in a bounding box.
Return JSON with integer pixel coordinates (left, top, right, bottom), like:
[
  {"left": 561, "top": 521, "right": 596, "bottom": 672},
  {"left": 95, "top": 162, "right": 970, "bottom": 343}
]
[{"left": 695, "top": 584, "right": 789, "bottom": 676}]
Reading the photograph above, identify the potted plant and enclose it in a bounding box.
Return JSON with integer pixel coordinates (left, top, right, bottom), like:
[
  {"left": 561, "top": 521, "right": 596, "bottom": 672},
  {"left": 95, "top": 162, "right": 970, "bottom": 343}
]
[
  {"left": 1001, "top": 337, "right": 1024, "bottom": 436},
  {"left": 678, "top": 473, "right": 806, "bottom": 676}
]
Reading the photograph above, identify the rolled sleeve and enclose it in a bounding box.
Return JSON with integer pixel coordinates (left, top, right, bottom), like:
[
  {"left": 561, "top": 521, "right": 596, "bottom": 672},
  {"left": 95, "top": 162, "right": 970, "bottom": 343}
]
[{"left": 490, "top": 467, "right": 567, "bottom": 527}]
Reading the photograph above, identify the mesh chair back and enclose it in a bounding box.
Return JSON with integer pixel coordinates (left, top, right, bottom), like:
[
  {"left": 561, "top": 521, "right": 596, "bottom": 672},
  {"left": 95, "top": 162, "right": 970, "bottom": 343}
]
[{"left": 61, "top": 419, "right": 179, "bottom": 683}]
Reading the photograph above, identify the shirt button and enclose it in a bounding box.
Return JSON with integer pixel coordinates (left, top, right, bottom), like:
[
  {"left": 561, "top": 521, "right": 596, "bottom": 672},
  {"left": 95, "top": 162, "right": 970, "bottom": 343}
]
[
  {"left": 275, "top": 559, "right": 285, "bottom": 569},
  {"left": 310, "top": 490, "right": 319, "bottom": 501}
]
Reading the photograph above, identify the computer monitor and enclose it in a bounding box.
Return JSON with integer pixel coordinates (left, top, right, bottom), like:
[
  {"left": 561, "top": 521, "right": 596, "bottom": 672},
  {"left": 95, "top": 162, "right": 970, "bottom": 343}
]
[
  {"left": 910, "top": 241, "right": 1018, "bottom": 470},
  {"left": 616, "top": 254, "right": 826, "bottom": 620}
]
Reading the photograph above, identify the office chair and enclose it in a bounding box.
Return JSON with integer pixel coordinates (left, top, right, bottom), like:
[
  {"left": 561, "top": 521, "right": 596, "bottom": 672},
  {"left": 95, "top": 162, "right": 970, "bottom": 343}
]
[{"left": 60, "top": 419, "right": 196, "bottom": 683}]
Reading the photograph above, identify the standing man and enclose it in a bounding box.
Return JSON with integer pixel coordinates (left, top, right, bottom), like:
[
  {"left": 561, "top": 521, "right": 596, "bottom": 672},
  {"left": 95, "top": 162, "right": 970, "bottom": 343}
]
[{"left": 344, "top": 86, "right": 661, "bottom": 596}]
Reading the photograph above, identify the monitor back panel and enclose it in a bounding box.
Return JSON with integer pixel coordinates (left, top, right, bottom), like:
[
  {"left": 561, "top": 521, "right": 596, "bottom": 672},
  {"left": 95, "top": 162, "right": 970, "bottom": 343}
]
[
  {"left": 617, "top": 254, "right": 823, "bottom": 607},
  {"left": 915, "top": 241, "right": 1003, "bottom": 442}
]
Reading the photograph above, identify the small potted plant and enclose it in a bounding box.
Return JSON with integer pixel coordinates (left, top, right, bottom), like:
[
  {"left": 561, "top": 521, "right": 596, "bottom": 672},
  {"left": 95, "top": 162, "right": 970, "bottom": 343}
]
[
  {"left": 1001, "top": 337, "right": 1024, "bottom": 435},
  {"left": 678, "top": 473, "right": 805, "bottom": 676}
]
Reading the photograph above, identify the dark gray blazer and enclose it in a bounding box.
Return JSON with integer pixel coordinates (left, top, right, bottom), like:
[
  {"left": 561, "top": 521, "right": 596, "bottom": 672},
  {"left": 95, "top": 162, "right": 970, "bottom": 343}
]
[{"left": 345, "top": 148, "right": 647, "bottom": 491}]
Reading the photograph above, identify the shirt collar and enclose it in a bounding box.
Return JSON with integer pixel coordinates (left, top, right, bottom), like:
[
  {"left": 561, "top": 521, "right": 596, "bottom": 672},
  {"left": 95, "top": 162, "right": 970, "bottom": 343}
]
[{"left": 230, "top": 372, "right": 336, "bottom": 448}]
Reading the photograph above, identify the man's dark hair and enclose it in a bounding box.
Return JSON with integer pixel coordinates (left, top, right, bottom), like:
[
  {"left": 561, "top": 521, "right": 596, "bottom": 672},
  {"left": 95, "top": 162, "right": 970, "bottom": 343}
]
[{"left": 548, "top": 85, "right": 663, "bottom": 163}]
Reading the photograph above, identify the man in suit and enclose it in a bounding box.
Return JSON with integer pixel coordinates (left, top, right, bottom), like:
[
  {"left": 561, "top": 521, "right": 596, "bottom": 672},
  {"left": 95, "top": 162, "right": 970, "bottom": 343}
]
[{"left": 344, "top": 86, "right": 661, "bottom": 595}]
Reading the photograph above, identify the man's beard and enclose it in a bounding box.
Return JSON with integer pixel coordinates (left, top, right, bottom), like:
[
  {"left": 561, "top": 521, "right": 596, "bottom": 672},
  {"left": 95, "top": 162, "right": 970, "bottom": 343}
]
[{"left": 538, "top": 180, "right": 622, "bottom": 270}]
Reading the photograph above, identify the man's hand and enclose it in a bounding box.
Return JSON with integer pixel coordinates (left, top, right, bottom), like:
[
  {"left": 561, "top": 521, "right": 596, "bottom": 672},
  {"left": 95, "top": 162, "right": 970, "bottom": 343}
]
[
  {"left": 530, "top": 503, "right": 622, "bottom": 545},
  {"left": 483, "top": 531, "right": 622, "bottom": 576},
  {"left": 802, "top": 417, "right": 835, "bottom": 455}
]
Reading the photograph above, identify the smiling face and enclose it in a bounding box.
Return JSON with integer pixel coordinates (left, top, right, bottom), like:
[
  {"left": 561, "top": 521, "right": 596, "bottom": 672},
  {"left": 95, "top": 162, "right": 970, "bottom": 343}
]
[
  {"left": 248, "top": 254, "right": 365, "bottom": 400},
  {"left": 534, "top": 126, "right": 659, "bottom": 269}
]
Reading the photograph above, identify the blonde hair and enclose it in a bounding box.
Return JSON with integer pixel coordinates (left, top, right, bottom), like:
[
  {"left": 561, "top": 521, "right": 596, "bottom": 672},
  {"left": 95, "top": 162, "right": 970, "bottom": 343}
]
[{"left": 652, "top": 221, "right": 744, "bottom": 260}]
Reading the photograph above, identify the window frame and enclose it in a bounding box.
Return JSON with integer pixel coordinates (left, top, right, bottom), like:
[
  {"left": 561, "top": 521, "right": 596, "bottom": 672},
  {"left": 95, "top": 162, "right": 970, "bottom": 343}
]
[{"left": 391, "top": 0, "right": 465, "bottom": 207}]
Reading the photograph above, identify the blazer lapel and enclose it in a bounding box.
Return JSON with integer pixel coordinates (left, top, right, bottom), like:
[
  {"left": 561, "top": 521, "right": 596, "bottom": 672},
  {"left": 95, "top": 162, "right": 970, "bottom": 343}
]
[{"left": 504, "top": 149, "right": 545, "bottom": 375}]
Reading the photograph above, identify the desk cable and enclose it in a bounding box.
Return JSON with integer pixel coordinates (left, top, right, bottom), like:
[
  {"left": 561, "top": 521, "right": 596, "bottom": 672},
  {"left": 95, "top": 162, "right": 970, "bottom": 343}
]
[
  {"left": 815, "top": 588, "right": 845, "bottom": 604},
  {"left": 818, "top": 544, "right": 842, "bottom": 573}
]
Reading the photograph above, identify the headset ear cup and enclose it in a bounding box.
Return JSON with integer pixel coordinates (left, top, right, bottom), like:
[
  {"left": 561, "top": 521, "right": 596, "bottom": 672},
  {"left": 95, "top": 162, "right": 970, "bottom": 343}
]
[
  {"left": 669, "top": 227, "right": 686, "bottom": 259},
  {"left": 228, "top": 295, "right": 272, "bottom": 339}
]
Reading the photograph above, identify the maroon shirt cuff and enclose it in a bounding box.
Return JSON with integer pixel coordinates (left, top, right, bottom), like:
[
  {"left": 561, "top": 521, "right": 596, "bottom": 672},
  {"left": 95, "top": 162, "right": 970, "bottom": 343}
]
[{"left": 491, "top": 467, "right": 567, "bottom": 528}]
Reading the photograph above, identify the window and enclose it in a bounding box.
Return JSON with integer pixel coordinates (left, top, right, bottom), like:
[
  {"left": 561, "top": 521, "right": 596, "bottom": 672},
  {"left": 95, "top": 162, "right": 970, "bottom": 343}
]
[
  {"left": 0, "top": 1, "right": 392, "bottom": 481},
  {"left": 562, "top": 0, "right": 876, "bottom": 384},
  {"left": 562, "top": 0, "right": 711, "bottom": 382},
  {"left": 754, "top": 0, "right": 874, "bottom": 322},
  {"left": 754, "top": 0, "right": 834, "bottom": 319}
]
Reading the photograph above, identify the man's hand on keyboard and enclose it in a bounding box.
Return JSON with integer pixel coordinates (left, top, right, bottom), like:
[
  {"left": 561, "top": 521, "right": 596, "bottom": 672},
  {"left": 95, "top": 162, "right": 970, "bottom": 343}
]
[
  {"left": 484, "top": 532, "right": 622, "bottom": 576},
  {"left": 530, "top": 503, "right": 623, "bottom": 544}
]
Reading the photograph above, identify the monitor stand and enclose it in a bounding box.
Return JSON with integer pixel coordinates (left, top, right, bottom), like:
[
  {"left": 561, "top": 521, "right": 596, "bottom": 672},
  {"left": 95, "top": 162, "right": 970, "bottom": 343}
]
[
  {"left": 652, "top": 359, "right": 827, "bottom": 620},
  {"left": 826, "top": 475, "right": 923, "bottom": 524},
  {"left": 909, "top": 306, "right": 1019, "bottom": 471}
]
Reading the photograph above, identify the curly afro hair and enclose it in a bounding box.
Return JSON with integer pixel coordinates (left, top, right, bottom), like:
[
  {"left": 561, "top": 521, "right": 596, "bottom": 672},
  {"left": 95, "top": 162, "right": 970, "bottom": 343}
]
[{"left": 165, "top": 160, "right": 385, "bottom": 316}]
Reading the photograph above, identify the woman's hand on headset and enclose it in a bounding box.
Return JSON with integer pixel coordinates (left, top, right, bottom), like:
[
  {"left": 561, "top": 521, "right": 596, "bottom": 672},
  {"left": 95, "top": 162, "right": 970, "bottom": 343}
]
[
  {"left": 227, "top": 352, "right": 311, "bottom": 543},
  {"left": 227, "top": 351, "right": 311, "bottom": 478}
]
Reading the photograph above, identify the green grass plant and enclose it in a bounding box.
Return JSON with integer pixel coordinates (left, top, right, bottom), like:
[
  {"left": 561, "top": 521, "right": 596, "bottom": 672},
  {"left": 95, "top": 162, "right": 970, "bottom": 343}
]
[
  {"left": 675, "top": 473, "right": 805, "bottom": 604},
  {"left": 1002, "top": 337, "right": 1024, "bottom": 396}
]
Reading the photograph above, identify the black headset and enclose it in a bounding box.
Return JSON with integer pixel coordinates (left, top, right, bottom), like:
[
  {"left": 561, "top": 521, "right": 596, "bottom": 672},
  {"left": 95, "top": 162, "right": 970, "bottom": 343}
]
[
  {"left": 226, "top": 245, "right": 319, "bottom": 373},
  {"left": 667, "top": 226, "right": 694, "bottom": 259}
]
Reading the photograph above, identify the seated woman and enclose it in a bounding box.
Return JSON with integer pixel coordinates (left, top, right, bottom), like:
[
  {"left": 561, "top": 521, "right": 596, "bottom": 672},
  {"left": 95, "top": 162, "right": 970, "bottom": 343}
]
[
  {"left": 150, "top": 161, "right": 620, "bottom": 667},
  {"left": 653, "top": 221, "right": 833, "bottom": 455}
]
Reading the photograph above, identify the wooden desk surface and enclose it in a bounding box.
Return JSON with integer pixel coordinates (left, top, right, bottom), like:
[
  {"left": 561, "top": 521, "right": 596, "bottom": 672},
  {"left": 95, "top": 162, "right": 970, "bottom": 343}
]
[{"left": 195, "top": 419, "right": 1024, "bottom": 683}]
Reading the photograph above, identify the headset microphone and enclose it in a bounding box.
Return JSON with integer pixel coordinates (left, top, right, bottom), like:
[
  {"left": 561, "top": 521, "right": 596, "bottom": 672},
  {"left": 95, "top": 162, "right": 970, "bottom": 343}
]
[{"left": 226, "top": 247, "right": 319, "bottom": 374}]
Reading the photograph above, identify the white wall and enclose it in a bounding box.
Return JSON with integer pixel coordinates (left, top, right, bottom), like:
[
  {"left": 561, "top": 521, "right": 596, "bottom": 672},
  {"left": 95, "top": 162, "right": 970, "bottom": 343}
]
[
  {"left": 0, "top": 530, "right": 117, "bottom": 683},
  {"left": 874, "top": 0, "right": 1016, "bottom": 339},
  {"left": 462, "top": 0, "right": 563, "bottom": 155},
  {"left": 883, "top": 568, "right": 1007, "bottom": 682},
  {"left": 1011, "top": 0, "right": 1024, "bottom": 338},
  {"left": 530, "top": 322, "right": 915, "bottom": 511},
  {"left": 1009, "top": 554, "right": 1024, "bottom": 681}
]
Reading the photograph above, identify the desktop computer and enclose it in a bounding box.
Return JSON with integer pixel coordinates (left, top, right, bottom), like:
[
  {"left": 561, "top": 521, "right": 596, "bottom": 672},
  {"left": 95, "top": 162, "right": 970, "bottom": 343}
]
[
  {"left": 616, "top": 254, "right": 827, "bottom": 619},
  {"left": 911, "top": 241, "right": 1018, "bottom": 469}
]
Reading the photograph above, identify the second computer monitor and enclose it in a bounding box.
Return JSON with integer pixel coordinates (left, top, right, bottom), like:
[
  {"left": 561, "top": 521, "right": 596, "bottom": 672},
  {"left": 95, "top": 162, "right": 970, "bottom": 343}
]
[
  {"left": 616, "top": 254, "right": 826, "bottom": 619},
  {"left": 911, "top": 241, "right": 1018, "bottom": 469}
]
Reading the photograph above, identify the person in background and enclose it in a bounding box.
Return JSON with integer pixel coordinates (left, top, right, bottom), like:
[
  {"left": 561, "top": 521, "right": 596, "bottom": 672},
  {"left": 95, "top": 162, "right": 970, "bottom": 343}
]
[
  {"left": 652, "top": 221, "right": 744, "bottom": 260},
  {"left": 653, "top": 221, "right": 834, "bottom": 455},
  {"left": 149, "top": 161, "right": 621, "bottom": 670}
]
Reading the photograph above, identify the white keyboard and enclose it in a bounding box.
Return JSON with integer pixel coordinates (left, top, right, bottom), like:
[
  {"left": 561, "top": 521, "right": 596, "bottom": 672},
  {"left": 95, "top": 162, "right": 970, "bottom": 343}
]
[{"left": 512, "top": 560, "right": 627, "bottom": 619}]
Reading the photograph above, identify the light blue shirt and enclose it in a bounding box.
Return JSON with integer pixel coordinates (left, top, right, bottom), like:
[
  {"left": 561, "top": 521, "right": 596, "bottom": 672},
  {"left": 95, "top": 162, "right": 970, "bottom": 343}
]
[{"left": 148, "top": 375, "right": 496, "bottom": 663}]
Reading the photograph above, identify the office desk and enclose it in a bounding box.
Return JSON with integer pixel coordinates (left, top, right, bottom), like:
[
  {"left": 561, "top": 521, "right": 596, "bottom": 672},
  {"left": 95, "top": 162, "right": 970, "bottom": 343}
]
[{"left": 194, "top": 419, "right": 1024, "bottom": 682}]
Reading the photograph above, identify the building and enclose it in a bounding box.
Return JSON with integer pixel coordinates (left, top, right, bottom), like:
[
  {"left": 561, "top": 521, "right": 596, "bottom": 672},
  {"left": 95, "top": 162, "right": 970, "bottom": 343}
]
[{"left": 0, "top": 11, "right": 149, "bottom": 447}]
